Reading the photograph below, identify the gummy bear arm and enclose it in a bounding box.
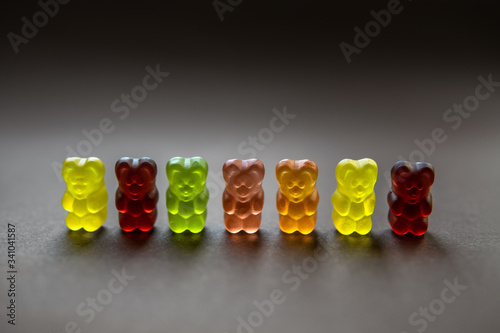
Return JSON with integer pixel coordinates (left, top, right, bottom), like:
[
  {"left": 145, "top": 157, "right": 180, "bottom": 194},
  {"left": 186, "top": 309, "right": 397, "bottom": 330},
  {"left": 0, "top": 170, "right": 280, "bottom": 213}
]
[
  {"left": 332, "top": 191, "right": 350, "bottom": 216},
  {"left": 166, "top": 188, "right": 180, "bottom": 213},
  {"left": 420, "top": 193, "right": 433, "bottom": 216},
  {"left": 276, "top": 191, "right": 289, "bottom": 214},
  {"left": 87, "top": 187, "right": 108, "bottom": 213},
  {"left": 143, "top": 188, "right": 159, "bottom": 212},
  {"left": 387, "top": 191, "right": 404, "bottom": 215},
  {"left": 304, "top": 189, "right": 319, "bottom": 215},
  {"left": 222, "top": 190, "right": 236, "bottom": 213},
  {"left": 192, "top": 187, "right": 209, "bottom": 214},
  {"left": 363, "top": 192, "right": 376, "bottom": 215},
  {"left": 252, "top": 190, "right": 264, "bottom": 213},
  {"left": 62, "top": 191, "right": 74, "bottom": 211},
  {"left": 115, "top": 189, "right": 128, "bottom": 212}
]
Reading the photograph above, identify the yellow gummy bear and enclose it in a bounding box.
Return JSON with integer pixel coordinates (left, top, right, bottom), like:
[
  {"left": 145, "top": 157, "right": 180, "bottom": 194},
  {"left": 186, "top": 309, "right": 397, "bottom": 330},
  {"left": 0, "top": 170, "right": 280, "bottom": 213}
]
[
  {"left": 332, "top": 158, "right": 377, "bottom": 235},
  {"left": 62, "top": 157, "right": 108, "bottom": 232}
]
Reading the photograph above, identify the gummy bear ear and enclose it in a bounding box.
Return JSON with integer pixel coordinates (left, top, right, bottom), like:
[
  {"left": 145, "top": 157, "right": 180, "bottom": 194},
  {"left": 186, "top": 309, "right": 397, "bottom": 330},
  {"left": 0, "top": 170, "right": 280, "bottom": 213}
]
[
  {"left": 298, "top": 160, "right": 318, "bottom": 182},
  {"left": 391, "top": 161, "right": 412, "bottom": 185},
  {"left": 276, "top": 160, "right": 294, "bottom": 182},
  {"left": 84, "top": 158, "right": 105, "bottom": 181},
  {"left": 115, "top": 158, "right": 132, "bottom": 177},
  {"left": 62, "top": 158, "right": 79, "bottom": 181},
  {"left": 189, "top": 157, "right": 208, "bottom": 181},
  {"left": 138, "top": 158, "right": 157, "bottom": 178},
  {"left": 246, "top": 159, "right": 265, "bottom": 182},
  {"left": 223, "top": 160, "right": 241, "bottom": 183},
  {"left": 336, "top": 159, "right": 356, "bottom": 185},
  {"left": 166, "top": 157, "right": 184, "bottom": 182},
  {"left": 416, "top": 162, "right": 435, "bottom": 185},
  {"left": 360, "top": 158, "right": 378, "bottom": 177}
]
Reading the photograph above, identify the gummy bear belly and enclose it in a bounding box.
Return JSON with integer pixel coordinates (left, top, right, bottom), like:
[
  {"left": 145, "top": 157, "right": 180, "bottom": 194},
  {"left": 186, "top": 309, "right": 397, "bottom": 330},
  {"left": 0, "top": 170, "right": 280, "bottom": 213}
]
[
  {"left": 126, "top": 200, "right": 145, "bottom": 217},
  {"left": 287, "top": 202, "right": 306, "bottom": 220},
  {"left": 402, "top": 204, "right": 422, "bottom": 221},
  {"left": 73, "top": 199, "right": 88, "bottom": 217},
  {"left": 348, "top": 202, "right": 366, "bottom": 221},
  {"left": 177, "top": 201, "right": 195, "bottom": 218}
]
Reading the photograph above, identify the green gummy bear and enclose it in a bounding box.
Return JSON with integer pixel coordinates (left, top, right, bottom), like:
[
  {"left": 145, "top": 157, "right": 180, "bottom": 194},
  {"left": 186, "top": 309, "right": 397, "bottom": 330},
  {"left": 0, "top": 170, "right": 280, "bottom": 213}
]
[
  {"left": 62, "top": 157, "right": 108, "bottom": 232},
  {"left": 166, "top": 157, "right": 209, "bottom": 233}
]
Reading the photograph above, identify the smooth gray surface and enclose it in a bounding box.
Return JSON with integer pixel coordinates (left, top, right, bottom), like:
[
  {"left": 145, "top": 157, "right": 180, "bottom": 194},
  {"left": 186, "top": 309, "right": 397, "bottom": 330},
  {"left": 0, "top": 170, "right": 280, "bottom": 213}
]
[{"left": 1, "top": 1, "right": 500, "bottom": 332}]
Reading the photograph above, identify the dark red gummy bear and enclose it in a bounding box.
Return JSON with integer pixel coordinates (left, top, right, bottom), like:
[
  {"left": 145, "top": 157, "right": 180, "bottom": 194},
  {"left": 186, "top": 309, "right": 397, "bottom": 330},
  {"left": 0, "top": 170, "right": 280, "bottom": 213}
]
[
  {"left": 387, "top": 161, "right": 435, "bottom": 236},
  {"left": 115, "top": 157, "right": 159, "bottom": 232}
]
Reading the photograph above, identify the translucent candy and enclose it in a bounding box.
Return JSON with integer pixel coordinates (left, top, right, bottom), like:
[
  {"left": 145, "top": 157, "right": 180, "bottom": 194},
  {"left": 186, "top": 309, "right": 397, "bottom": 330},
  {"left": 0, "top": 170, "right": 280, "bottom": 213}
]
[
  {"left": 388, "top": 161, "right": 435, "bottom": 236},
  {"left": 332, "top": 158, "right": 378, "bottom": 235},
  {"left": 276, "top": 159, "right": 319, "bottom": 234},
  {"left": 166, "top": 157, "right": 209, "bottom": 233},
  {"left": 62, "top": 157, "right": 108, "bottom": 232},
  {"left": 223, "top": 159, "right": 265, "bottom": 234},
  {"left": 115, "top": 157, "right": 158, "bottom": 232}
]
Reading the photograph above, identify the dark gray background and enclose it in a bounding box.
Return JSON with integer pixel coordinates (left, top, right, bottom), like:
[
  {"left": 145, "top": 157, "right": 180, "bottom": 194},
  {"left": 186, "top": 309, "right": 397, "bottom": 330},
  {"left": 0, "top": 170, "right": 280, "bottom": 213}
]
[{"left": 1, "top": 1, "right": 499, "bottom": 332}]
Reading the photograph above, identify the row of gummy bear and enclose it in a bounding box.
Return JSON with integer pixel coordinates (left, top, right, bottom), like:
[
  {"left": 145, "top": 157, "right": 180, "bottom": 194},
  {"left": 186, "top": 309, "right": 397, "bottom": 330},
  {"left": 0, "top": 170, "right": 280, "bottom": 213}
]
[{"left": 62, "top": 157, "right": 435, "bottom": 236}]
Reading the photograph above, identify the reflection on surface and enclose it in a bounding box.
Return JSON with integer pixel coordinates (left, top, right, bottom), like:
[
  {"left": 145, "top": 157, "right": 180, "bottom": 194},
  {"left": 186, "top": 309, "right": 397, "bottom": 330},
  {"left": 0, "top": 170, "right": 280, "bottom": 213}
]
[
  {"left": 277, "top": 230, "right": 319, "bottom": 257},
  {"left": 222, "top": 230, "right": 263, "bottom": 260},
  {"left": 119, "top": 227, "right": 156, "bottom": 249},
  {"left": 66, "top": 227, "right": 107, "bottom": 248},
  {"left": 169, "top": 229, "right": 205, "bottom": 254},
  {"left": 334, "top": 231, "right": 384, "bottom": 256}
]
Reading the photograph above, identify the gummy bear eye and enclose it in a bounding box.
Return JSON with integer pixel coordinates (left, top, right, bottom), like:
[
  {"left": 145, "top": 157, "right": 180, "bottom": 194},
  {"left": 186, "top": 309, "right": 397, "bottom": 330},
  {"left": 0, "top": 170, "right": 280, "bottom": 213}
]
[
  {"left": 136, "top": 178, "right": 144, "bottom": 186},
  {"left": 351, "top": 181, "right": 356, "bottom": 188},
  {"left": 362, "top": 180, "right": 368, "bottom": 187},
  {"left": 298, "top": 182, "right": 305, "bottom": 188},
  {"left": 405, "top": 183, "right": 412, "bottom": 190},
  {"left": 416, "top": 182, "right": 423, "bottom": 190},
  {"left": 287, "top": 182, "right": 293, "bottom": 188},
  {"left": 188, "top": 180, "right": 194, "bottom": 187}
]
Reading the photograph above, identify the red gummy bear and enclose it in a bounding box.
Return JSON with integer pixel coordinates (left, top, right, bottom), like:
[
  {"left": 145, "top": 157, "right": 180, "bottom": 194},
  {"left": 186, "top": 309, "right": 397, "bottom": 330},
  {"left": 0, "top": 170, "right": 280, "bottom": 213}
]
[
  {"left": 115, "top": 157, "right": 159, "bottom": 232},
  {"left": 388, "top": 161, "right": 435, "bottom": 236}
]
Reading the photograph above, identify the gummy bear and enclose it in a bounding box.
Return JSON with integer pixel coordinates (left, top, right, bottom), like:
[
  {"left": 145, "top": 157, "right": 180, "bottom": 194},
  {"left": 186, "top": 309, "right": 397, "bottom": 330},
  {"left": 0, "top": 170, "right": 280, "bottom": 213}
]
[
  {"left": 332, "top": 158, "right": 378, "bottom": 235},
  {"left": 276, "top": 159, "right": 319, "bottom": 234},
  {"left": 166, "top": 157, "right": 209, "bottom": 233},
  {"left": 62, "top": 157, "right": 108, "bottom": 232},
  {"left": 223, "top": 159, "right": 265, "bottom": 234},
  {"left": 388, "top": 161, "right": 435, "bottom": 236},
  {"left": 115, "top": 157, "right": 159, "bottom": 232}
]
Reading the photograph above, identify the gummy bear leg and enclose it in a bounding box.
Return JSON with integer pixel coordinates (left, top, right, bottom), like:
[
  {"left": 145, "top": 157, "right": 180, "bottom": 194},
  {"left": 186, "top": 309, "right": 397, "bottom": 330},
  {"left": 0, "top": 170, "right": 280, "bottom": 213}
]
[
  {"left": 137, "top": 210, "right": 156, "bottom": 232},
  {"left": 187, "top": 211, "right": 206, "bottom": 233},
  {"left": 169, "top": 213, "right": 188, "bottom": 233},
  {"left": 279, "top": 214, "right": 297, "bottom": 234},
  {"left": 242, "top": 214, "right": 261, "bottom": 234},
  {"left": 297, "top": 213, "right": 316, "bottom": 235},
  {"left": 332, "top": 210, "right": 356, "bottom": 235},
  {"left": 119, "top": 213, "right": 137, "bottom": 232},
  {"left": 225, "top": 214, "right": 243, "bottom": 233},
  {"left": 410, "top": 217, "right": 428, "bottom": 236},
  {"left": 388, "top": 211, "right": 410, "bottom": 235},
  {"left": 66, "top": 212, "right": 83, "bottom": 231},
  {"left": 356, "top": 215, "right": 372, "bottom": 235},
  {"left": 82, "top": 209, "right": 106, "bottom": 232}
]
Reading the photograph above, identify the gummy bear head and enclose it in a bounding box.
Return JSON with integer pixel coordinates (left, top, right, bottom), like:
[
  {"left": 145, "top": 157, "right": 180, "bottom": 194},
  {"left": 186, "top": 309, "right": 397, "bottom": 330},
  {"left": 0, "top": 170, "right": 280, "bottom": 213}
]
[
  {"left": 276, "top": 159, "right": 318, "bottom": 203},
  {"left": 62, "top": 157, "right": 105, "bottom": 200},
  {"left": 223, "top": 159, "right": 265, "bottom": 203},
  {"left": 336, "top": 158, "right": 378, "bottom": 203},
  {"left": 115, "top": 157, "right": 157, "bottom": 200},
  {"left": 167, "top": 157, "right": 208, "bottom": 202},
  {"left": 391, "top": 161, "right": 434, "bottom": 204}
]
